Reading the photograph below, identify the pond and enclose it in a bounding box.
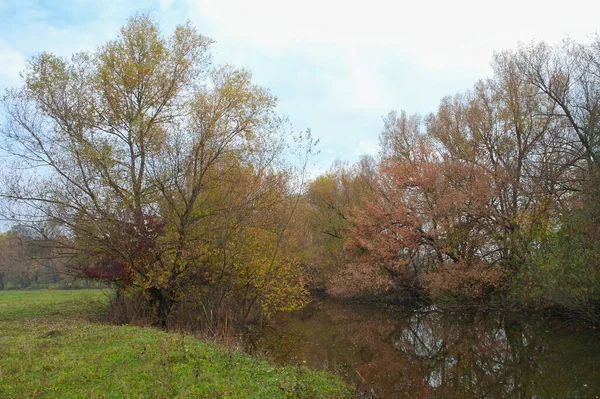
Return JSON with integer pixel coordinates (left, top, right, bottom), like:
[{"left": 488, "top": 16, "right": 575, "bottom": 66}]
[{"left": 244, "top": 299, "right": 600, "bottom": 398}]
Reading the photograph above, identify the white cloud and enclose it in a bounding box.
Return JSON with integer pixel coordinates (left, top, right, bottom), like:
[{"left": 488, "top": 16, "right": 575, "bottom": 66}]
[
  {"left": 357, "top": 139, "right": 379, "bottom": 156},
  {"left": 325, "top": 54, "right": 397, "bottom": 112},
  {"left": 3, "top": 0, "right": 599, "bottom": 171},
  {"left": 183, "top": 0, "right": 600, "bottom": 145},
  {"left": 0, "top": 41, "right": 26, "bottom": 88},
  {"left": 159, "top": 0, "right": 174, "bottom": 11},
  {"left": 185, "top": 0, "right": 599, "bottom": 68}
]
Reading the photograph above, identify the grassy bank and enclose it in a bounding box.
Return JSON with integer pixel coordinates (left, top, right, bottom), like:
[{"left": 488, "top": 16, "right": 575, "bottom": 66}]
[{"left": 0, "top": 289, "right": 352, "bottom": 398}]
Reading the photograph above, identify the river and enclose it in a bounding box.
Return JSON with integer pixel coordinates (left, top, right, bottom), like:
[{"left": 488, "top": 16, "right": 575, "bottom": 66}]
[{"left": 244, "top": 299, "right": 600, "bottom": 398}]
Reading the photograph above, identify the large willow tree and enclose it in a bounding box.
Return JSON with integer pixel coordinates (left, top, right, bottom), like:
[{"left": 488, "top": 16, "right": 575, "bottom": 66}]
[{"left": 1, "top": 15, "right": 311, "bottom": 326}]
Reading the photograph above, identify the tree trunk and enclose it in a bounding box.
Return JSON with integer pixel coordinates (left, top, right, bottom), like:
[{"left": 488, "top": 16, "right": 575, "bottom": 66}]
[
  {"left": 147, "top": 287, "right": 172, "bottom": 329},
  {"left": 0, "top": 274, "right": 4, "bottom": 290}
]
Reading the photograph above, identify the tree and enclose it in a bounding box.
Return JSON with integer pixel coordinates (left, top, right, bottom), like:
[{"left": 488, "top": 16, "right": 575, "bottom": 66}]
[
  {"left": 333, "top": 135, "right": 504, "bottom": 299},
  {"left": 330, "top": 36, "right": 600, "bottom": 310},
  {"left": 492, "top": 39, "right": 600, "bottom": 314},
  {"left": 0, "top": 233, "right": 13, "bottom": 289},
  {"left": 512, "top": 37, "right": 600, "bottom": 167},
  {"left": 1, "top": 15, "right": 310, "bottom": 326},
  {"left": 302, "top": 158, "right": 375, "bottom": 290},
  {"left": 0, "top": 232, "right": 30, "bottom": 289},
  {"left": 336, "top": 51, "right": 568, "bottom": 300},
  {"left": 427, "top": 62, "right": 563, "bottom": 274}
]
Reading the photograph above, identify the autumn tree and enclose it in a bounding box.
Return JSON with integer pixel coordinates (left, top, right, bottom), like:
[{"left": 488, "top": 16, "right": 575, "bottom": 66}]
[
  {"left": 334, "top": 130, "right": 503, "bottom": 299},
  {"left": 1, "top": 15, "right": 311, "bottom": 326},
  {"left": 497, "top": 38, "right": 600, "bottom": 315},
  {"left": 330, "top": 36, "right": 600, "bottom": 312},
  {"left": 512, "top": 36, "right": 600, "bottom": 167},
  {"left": 302, "top": 158, "right": 375, "bottom": 290},
  {"left": 335, "top": 43, "right": 585, "bottom": 301},
  {"left": 0, "top": 233, "right": 26, "bottom": 289},
  {"left": 427, "top": 58, "right": 565, "bottom": 275},
  {"left": 0, "top": 231, "right": 41, "bottom": 289}
]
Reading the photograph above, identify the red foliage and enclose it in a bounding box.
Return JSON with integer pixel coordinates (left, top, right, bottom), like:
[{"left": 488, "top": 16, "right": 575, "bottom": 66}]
[
  {"left": 79, "top": 214, "right": 165, "bottom": 286},
  {"left": 120, "top": 215, "right": 166, "bottom": 269},
  {"left": 422, "top": 260, "right": 505, "bottom": 300},
  {"left": 330, "top": 142, "right": 501, "bottom": 299},
  {"left": 82, "top": 258, "right": 130, "bottom": 283}
]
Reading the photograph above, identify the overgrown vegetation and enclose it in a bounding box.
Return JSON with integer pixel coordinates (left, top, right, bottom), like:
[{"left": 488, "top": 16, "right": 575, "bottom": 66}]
[
  {"left": 304, "top": 38, "right": 600, "bottom": 323},
  {"left": 0, "top": 289, "right": 352, "bottom": 398}
]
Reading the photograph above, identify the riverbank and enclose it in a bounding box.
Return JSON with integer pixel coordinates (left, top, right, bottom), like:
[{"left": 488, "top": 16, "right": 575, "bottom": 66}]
[{"left": 0, "top": 290, "right": 352, "bottom": 398}]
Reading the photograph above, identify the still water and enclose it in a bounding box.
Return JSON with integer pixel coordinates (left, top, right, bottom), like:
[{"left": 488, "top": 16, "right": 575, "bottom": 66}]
[{"left": 245, "top": 300, "right": 600, "bottom": 398}]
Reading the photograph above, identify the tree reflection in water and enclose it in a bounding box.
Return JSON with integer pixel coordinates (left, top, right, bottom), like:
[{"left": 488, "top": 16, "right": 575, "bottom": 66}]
[{"left": 244, "top": 300, "right": 600, "bottom": 398}]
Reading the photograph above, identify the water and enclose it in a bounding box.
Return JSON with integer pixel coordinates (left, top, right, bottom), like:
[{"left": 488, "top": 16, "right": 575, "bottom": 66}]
[{"left": 245, "top": 300, "right": 600, "bottom": 398}]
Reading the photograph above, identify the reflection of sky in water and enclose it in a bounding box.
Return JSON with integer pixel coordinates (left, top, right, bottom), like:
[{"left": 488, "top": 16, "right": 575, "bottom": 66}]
[
  {"left": 428, "top": 369, "right": 442, "bottom": 388},
  {"left": 248, "top": 301, "right": 600, "bottom": 398},
  {"left": 394, "top": 312, "right": 446, "bottom": 358}
]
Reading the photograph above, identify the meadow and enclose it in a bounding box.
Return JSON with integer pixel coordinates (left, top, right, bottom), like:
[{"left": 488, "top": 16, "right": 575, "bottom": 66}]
[{"left": 0, "top": 289, "right": 352, "bottom": 398}]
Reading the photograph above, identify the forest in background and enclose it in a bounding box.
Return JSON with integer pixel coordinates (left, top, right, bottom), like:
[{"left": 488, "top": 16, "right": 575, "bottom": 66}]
[{"left": 0, "top": 15, "right": 598, "bottom": 327}]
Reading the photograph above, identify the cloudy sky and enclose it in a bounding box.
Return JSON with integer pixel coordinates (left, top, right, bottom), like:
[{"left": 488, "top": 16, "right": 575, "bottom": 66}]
[{"left": 1, "top": 0, "right": 598, "bottom": 172}]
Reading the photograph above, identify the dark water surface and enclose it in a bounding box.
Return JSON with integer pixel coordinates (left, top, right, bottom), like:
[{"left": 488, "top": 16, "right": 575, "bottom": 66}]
[{"left": 244, "top": 300, "right": 600, "bottom": 398}]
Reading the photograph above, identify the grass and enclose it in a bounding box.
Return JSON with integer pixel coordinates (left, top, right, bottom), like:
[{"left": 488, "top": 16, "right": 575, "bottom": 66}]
[{"left": 0, "top": 289, "right": 353, "bottom": 398}]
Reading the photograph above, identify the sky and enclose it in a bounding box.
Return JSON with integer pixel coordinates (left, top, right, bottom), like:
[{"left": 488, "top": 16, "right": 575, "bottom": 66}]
[{"left": 1, "top": 0, "right": 599, "bottom": 173}]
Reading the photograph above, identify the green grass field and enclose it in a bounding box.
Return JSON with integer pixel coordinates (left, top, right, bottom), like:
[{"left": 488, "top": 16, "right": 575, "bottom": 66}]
[{"left": 0, "top": 289, "right": 352, "bottom": 398}]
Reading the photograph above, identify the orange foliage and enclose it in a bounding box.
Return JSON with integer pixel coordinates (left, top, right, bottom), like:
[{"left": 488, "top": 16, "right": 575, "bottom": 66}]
[
  {"left": 422, "top": 260, "right": 505, "bottom": 300},
  {"left": 331, "top": 140, "right": 500, "bottom": 299}
]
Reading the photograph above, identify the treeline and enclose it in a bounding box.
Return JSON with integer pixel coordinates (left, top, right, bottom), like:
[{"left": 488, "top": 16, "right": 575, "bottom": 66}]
[
  {"left": 0, "top": 226, "right": 83, "bottom": 289},
  {"left": 304, "top": 38, "right": 600, "bottom": 321}
]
